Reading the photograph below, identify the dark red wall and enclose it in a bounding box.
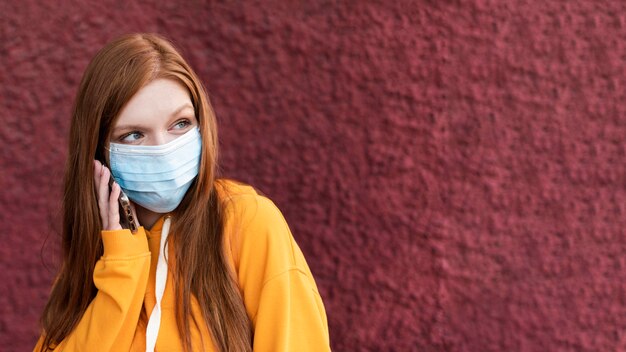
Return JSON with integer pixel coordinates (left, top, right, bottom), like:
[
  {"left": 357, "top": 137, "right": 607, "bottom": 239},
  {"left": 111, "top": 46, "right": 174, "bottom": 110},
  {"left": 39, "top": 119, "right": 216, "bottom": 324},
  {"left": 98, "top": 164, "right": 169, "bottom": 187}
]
[{"left": 2, "top": 1, "right": 625, "bottom": 351}]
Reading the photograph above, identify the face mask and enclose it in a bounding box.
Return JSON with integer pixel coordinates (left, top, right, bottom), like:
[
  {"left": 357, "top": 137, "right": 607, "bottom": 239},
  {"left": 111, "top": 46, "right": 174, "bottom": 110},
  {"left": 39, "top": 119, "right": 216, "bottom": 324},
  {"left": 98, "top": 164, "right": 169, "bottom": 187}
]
[{"left": 107, "top": 127, "right": 202, "bottom": 213}]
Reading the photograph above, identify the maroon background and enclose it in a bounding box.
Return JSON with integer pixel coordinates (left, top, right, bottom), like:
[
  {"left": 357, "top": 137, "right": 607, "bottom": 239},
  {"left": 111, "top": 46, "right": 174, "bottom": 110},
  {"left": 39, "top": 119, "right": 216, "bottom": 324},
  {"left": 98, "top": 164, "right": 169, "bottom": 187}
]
[{"left": 1, "top": 1, "right": 625, "bottom": 351}]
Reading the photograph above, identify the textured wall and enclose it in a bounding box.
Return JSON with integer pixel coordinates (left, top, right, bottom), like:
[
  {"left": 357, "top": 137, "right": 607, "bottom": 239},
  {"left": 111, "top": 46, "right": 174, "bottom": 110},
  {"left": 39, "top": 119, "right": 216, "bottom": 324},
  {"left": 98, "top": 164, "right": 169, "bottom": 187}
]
[{"left": 1, "top": 1, "right": 625, "bottom": 351}]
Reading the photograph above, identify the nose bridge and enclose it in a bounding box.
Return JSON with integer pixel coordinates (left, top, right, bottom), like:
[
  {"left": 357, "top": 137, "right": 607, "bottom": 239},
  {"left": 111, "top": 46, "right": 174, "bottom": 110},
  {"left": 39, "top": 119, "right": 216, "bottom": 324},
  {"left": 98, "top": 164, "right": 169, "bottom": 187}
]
[
  {"left": 152, "top": 131, "right": 167, "bottom": 146},
  {"left": 148, "top": 126, "right": 182, "bottom": 146}
]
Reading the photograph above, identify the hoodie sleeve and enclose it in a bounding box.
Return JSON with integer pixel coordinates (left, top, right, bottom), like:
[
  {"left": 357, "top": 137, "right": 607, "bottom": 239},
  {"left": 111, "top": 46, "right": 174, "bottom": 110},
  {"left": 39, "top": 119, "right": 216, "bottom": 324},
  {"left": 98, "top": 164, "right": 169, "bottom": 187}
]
[
  {"left": 33, "top": 227, "right": 151, "bottom": 352},
  {"left": 225, "top": 194, "right": 331, "bottom": 352}
]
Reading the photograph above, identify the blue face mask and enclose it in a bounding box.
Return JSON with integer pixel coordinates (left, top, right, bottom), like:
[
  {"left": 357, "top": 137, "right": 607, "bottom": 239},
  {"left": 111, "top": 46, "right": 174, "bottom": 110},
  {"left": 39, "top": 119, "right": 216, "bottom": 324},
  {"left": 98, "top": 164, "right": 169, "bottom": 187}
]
[{"left": 107, "top": 127, "right": 202, "bottom": 213}]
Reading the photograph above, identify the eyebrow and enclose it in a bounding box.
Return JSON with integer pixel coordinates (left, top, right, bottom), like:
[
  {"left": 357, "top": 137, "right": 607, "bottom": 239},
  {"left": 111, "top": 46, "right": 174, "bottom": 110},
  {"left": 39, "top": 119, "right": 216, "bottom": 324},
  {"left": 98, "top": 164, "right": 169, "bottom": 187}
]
[
  {"left": 169, "top": 103, "right": 194, "bottom": 118},
  {"left": 113, "top": 103, "right": 195, "bottom": 132}
]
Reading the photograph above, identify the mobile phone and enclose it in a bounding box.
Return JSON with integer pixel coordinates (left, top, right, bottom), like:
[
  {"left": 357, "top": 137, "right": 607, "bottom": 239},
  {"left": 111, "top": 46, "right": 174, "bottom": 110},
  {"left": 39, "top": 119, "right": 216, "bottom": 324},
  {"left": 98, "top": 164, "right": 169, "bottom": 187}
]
[{"left": 108, "top": 177, "right": 139, "bottom": 233}]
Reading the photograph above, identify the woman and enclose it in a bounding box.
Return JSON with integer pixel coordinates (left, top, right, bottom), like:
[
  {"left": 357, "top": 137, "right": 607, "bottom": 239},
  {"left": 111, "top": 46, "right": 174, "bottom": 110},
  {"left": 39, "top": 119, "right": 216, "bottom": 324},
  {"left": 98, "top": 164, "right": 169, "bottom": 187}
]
[{"left": 34, "top": 33, "right": 330, "bottom": 352}]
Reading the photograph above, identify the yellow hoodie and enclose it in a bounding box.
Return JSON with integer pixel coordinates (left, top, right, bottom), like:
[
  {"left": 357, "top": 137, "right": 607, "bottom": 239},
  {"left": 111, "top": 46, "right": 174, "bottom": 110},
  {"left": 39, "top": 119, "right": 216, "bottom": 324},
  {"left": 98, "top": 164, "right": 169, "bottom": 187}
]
[{"left": 33, "top": 179, "right": 330, "bottom": 351}]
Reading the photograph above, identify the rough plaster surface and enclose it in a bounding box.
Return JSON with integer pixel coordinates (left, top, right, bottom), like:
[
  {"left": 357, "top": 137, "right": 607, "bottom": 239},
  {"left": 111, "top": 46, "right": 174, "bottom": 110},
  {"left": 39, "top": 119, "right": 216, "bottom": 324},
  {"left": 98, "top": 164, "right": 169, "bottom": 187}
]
[{"left": 1, "top": 1, "right": 625, "bottom": 351}]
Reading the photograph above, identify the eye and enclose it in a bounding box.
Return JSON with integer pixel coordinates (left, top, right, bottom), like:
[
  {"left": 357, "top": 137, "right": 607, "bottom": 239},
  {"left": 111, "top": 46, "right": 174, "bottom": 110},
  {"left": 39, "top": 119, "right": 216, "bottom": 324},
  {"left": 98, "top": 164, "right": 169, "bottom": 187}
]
[
  {"left": 119, "top": 131, "right": 143, "bottom": 143},
  {"left": 172, "top": 119, "right": 192, "bottom": 130}
]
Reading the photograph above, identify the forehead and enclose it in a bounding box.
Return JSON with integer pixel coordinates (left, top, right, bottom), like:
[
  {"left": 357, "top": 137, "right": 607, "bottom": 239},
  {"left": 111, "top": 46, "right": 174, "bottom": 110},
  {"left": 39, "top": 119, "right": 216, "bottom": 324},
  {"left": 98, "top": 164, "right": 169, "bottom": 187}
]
[{"left": 114, "top": 78, "right": 193, "bottom": 127}]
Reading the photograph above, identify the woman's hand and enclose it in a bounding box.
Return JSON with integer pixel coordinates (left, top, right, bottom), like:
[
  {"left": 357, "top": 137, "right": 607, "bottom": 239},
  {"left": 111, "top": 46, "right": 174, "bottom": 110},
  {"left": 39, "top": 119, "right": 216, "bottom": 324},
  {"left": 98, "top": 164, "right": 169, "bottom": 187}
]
[{"left": 93, "top": 159, "right": 136, "bottom": 231}]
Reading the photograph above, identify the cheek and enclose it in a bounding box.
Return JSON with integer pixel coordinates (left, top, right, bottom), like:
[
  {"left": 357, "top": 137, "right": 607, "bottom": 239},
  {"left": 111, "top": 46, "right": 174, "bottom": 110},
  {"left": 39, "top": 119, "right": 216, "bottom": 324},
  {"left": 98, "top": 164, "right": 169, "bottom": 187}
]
[{"left": 163, "top": 135, "right": 178, "bottom": 144}]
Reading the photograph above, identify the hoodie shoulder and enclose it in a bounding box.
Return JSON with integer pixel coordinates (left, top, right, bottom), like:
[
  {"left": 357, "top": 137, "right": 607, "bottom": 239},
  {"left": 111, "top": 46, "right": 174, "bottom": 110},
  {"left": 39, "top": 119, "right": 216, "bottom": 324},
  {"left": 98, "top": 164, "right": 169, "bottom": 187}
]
[{"left": 215, "top": 178, "right": 269, "bottom": 202}]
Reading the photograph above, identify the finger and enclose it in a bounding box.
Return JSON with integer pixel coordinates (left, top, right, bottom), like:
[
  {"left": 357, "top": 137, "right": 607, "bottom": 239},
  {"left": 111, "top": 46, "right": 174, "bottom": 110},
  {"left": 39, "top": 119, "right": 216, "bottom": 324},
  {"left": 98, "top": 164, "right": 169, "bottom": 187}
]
[
  {"left": 94, "top": 160, "right": 108, "bottom": 228},
  {"left": 93, "top": 160, "right": 100, "bottom": 194},
  {"left": 129, "top": 201, "right": 140, "bottom": 228},
  {"left": 108, "top": 181, "right": 122, "bottom": 230},
  {"left": 98, "top": 165, "right": 111, "bottom": 229}
]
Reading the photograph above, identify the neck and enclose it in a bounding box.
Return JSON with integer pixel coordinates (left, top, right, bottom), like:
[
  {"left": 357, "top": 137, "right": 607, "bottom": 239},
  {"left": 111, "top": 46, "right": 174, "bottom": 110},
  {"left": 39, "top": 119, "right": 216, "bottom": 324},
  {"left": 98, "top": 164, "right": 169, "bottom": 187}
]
[{"left": 134, "top": 203, "right": 164, "bottom": 230}]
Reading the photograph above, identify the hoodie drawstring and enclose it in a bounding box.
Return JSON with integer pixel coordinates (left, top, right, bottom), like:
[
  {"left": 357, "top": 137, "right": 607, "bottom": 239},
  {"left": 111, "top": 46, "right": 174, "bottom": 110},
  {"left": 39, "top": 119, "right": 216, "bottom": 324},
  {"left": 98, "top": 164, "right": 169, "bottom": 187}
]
[{"left": 145, "top": 216, "right": 171, "bottom": 352}]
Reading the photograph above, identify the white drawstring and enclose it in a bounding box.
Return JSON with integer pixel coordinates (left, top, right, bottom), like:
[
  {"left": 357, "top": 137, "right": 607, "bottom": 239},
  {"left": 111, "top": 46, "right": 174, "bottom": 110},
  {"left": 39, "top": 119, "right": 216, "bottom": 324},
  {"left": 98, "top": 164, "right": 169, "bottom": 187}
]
[{"left": 145, "top": 217, "right": 171, "bottom": 352}]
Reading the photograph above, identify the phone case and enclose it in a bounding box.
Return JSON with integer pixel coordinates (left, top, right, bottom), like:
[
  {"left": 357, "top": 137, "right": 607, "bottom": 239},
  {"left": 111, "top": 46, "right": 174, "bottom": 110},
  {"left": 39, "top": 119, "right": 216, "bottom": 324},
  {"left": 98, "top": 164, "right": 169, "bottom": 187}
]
[{"left": 108, "top": 177, "right": 139, "bottom": 233}]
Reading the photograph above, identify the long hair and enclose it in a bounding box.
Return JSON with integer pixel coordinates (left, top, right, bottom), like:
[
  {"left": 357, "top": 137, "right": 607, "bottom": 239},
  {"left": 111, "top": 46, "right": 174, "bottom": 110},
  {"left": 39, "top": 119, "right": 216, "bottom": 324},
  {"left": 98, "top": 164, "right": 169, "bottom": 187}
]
[{"left": 38, "top": 33, "right": 252, "bottom": 351}]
